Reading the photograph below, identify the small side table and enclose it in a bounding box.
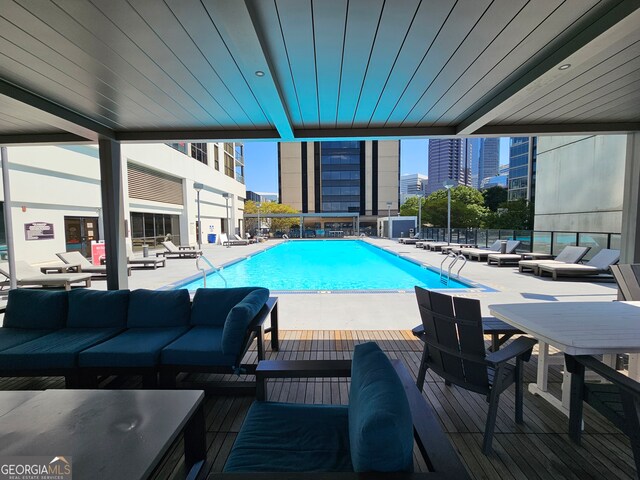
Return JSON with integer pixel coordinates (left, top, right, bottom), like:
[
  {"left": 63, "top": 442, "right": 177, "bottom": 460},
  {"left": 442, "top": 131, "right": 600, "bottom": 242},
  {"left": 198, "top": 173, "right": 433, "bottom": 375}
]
[{"left": 40, "top": 263, "right": 81, "bottom": 274}]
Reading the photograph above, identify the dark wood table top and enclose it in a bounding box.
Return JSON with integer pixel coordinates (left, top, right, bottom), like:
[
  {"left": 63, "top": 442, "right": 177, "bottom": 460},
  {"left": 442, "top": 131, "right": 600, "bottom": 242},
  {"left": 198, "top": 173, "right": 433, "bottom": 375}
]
[{"left": 0, "top": 389, "right": 204, "bottom": 480}]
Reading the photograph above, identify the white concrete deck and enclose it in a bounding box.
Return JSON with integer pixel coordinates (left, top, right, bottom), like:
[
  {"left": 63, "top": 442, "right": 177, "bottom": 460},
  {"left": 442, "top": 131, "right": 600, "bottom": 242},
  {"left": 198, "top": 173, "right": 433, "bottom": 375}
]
[{"left": 37, "top": 238, "right": 618, "bottom": 330}]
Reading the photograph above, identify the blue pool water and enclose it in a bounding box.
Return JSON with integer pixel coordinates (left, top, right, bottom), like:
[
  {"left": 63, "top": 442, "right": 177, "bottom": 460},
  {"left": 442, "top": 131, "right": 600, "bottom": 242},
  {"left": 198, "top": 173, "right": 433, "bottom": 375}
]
[{"left": 179, "top": 240, "right": 470, "bottom": 292}]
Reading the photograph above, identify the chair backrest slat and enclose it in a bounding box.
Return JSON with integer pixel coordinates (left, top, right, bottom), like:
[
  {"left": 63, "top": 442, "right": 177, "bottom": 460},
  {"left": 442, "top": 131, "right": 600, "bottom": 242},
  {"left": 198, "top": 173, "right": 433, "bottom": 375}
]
[
  {"left": 415, "top": 287, "right": 489, "bottom": 392},
  {"left": 611, "top": 264, "right": 640, "bottom": 301}
]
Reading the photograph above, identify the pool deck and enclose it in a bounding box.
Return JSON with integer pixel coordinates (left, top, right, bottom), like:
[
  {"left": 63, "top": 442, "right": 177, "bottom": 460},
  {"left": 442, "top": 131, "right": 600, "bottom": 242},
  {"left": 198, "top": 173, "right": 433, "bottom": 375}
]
[{"left": 71, "top": 237, "right": 617, "bottom": 330}]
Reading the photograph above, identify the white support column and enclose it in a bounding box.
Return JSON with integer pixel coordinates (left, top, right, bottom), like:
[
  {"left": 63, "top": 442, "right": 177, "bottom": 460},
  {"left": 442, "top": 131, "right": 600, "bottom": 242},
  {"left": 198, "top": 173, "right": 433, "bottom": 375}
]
[
  {"left": 621, "top": 132, "right": 640, "bottom": 264},
  {"left": 99, "top": 138, "right": 128, "bottom": 290},
  {"left": 1, "top": 147, "right": 16, "bottom": 289}
]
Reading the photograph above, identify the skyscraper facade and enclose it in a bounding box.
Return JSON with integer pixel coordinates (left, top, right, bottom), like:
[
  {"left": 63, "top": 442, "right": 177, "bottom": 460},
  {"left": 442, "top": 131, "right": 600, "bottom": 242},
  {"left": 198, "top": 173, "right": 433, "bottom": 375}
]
[
  {"left": 426, "top": 139, "right": 467, "bottom": 195},
  {"left": 400, "top": 173, "right": 428, "bottom": 203},
  {"left": 278, "top": 140, "right": 399, "bottom": 227},
  {"left": 508, "top": 137, "right": 537, "bottom": 201},
  {"left": 477, "top": 138, "right": 500, "bottom": 187}
]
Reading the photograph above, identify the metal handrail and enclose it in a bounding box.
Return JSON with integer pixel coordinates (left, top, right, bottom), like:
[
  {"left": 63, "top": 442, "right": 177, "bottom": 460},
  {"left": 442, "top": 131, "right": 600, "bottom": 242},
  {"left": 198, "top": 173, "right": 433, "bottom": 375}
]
[
  {"left": 196, "top": 254, "right": 227, "bottom": 288},
  {"left": 440, "top": 252, "right": 458, "bottom": 285},
  {"left": 454, "top": 254, "right": 467, "bottom": 278}
]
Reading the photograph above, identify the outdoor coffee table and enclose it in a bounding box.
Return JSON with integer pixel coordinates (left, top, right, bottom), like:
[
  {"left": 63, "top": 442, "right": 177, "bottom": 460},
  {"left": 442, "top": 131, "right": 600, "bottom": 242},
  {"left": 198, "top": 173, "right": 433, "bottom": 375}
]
[
  {"left": 489, "top": 301, "right": 640, "bottom": 415},
  {"left": 0, "top": 389, "right": 205, "bottom": 479}
]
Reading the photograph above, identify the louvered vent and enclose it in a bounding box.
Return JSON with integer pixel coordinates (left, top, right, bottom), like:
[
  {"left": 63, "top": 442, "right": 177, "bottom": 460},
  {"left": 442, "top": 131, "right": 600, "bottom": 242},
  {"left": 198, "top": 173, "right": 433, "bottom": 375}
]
[{"left": 127, "top": 163, "right": 184, "bottom": 205}]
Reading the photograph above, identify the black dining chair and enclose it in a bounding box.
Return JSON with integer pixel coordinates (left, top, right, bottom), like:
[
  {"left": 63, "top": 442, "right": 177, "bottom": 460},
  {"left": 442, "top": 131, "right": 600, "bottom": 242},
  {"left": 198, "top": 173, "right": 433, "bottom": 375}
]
[{"left": 414, "top": 286, "right": 537, "bottom": 454}]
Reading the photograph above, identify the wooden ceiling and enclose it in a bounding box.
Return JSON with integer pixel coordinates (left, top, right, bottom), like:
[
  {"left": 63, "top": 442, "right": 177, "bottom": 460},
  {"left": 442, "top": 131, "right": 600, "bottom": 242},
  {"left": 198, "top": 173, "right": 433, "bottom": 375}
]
[{"left": 0, "top": 0, "right": 638, "bottom": 144}]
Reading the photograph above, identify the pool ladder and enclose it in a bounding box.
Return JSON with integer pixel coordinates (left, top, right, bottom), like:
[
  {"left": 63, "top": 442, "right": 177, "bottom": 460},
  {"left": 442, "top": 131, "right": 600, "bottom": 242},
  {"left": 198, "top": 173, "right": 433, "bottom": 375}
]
[
  {"left": 440, "top": 252, "right": 467, "bottom": 285},
  {"left": 196, "top": 254, "right": 227, "bottom": 288}
]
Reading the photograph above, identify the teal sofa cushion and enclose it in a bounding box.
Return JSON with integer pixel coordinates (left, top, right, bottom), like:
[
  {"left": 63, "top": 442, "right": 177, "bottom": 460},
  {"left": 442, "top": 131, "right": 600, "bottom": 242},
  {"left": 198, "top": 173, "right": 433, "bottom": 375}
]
[
  {"left": 127, "top": 289, "right": 191, "bottom": 328},
  {"left": 67, "top": 289, "right": 129, "bottom": 328},
  {"left": 4, "top": 289, "right": 67, "bottom": 329},
  {"left": 190, "top": 287, "right": 269, "bottom": 326},
  {"left": 221, "top": 288, "right": 269, "bottom": 355},
  {"left": 79, "top": 327, "right": 189, "bottom": 368},
  {"left": 0, "top": 329, "right": 54, "bottom": 352},
  {"left": 0, "top": 328, "right": 122, "bottom": 370},
  {"left": 224, "top": 402, "right": 352, "bottom": 472},
  {"left": 160, "top": 327, "right": 236, "bottom": 367},
  {"left": 348, "top": 342, "right": 413, "bottom": 473}
]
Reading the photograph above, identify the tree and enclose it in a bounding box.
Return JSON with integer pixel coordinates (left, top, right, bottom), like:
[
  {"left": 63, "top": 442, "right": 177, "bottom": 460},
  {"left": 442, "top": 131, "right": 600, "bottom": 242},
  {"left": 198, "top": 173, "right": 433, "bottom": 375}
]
[
  {"left": 484, "top": 199, "right": 534, "bottom": 229},
  {"left": 423, "top": 185, "right": 489, "bottom": 227},
  {"left": 244, "top": 200, "right": 300, "bottom": 234},
  {"left": 482, "top": 186, "right": 508, "bottom": 212},
  {"left": 399, "top": 196, "right": 426, "bottom": 227}
]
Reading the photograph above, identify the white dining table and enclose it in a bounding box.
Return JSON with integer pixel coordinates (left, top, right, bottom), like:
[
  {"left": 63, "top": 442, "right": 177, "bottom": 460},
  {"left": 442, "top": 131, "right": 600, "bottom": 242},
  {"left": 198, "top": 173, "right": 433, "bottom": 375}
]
[{"left": 489, "top": 301, "right": 640, "bottom": 415}]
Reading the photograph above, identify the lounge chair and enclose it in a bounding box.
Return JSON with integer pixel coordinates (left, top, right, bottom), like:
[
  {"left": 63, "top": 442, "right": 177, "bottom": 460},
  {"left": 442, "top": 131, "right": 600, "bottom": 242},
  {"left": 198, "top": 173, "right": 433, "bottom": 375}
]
[
  {"left": 56, "top": 251, "right": 131, "bottom": 277},
  {"left": 538, "top": 248, "right": 620, "bottom": 280},
  {"left": 517, "top": 245, "right": 590, "bottom": 274},
  {"left": 610, "top": 264, "right": 640, "bottom": 300},
  {"left": 127, "top": 245, "right": 166, "bottom": 269},
  {"left": 233, "top": 234, "right": 250, "bottom": 245},
  {"left": 487, "top": 250, "right": 555, "bottom": 267},
  {"left": 220, "top": 233, "right": 248, "bottom": 246},
  {"left": 0, "top": 261, "right": 92, "bottom": 290},
  {"left": 157, "top": 240, "right": 201, "bottom": 258},
  {"left": 461, "top": 240, "right": 520, "bottom": 261}
]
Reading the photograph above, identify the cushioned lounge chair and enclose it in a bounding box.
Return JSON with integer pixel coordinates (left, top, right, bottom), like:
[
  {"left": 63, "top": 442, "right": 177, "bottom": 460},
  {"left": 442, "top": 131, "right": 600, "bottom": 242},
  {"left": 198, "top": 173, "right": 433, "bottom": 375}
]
[
  {"left": 157, "top": 240, "right": 201, "bottom": 258},
  {"left": 219, "top": 233, "right": 248, "bottom": 246},
  {"left": 538, "top": 248, "right": 620, "bottom": 280},
  {"left": 517, "top": 245, "right": 590, "bottom": 274},
  {"left": 234, "top": 234, "right": 250, "bottom": 245},
  {"left": 126, "top": 245, "right": 165, "bottom": 269},
  {"left": 56, "top": 251, "right": 131, "bottom": 277},
  {"left": 0, "top": 261, "right": 92, "bottom": 290},
  {"left": 462, "top": 240, "right": 520, "bottom": 261}
]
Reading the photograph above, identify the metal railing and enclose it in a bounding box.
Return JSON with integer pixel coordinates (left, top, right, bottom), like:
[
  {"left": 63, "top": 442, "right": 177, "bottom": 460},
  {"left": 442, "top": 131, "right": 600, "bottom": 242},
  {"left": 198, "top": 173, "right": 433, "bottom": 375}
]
[
  {"left": 196, "top": 254, "right": 227, "bottom": 288},
  {"left": 421, "top": 228, "right": 620, "bottom": 261}
]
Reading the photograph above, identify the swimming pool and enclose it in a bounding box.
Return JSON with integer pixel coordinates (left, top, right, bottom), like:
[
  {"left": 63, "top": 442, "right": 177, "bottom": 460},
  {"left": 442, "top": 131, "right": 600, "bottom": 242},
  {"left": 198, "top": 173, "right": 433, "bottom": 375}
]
[{"left": 177, "top": 240, "right": 472, "bottom": 292}]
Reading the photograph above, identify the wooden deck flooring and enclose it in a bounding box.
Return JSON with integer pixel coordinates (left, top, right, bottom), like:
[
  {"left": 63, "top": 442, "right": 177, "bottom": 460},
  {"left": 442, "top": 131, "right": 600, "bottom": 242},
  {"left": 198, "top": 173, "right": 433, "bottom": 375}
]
[{"left": 0, "top": 330, "right": 634, "bottom": 480}]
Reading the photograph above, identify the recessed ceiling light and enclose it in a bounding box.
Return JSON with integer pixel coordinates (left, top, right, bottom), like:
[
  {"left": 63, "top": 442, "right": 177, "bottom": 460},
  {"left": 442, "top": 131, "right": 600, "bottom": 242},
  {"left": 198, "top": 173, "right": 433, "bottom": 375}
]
[
  {"left": 558, "top": 64, "right": 571, "bottom": 70},
  {"left": 255, "top": 71, "right": 265, "bottom": 77}
]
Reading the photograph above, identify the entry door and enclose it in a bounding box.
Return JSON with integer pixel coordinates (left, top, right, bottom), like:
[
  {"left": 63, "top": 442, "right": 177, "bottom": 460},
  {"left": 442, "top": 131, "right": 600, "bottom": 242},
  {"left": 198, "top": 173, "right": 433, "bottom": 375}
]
[{"left": 64, "top": 217, "right": 99, "bottom": 257}]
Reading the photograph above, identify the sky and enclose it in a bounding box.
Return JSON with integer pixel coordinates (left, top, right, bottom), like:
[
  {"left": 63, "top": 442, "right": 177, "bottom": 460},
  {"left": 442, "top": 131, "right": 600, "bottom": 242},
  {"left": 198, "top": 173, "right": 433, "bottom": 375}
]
[{"left": 243, "top": 138, "right": 511, "bottom": 192}]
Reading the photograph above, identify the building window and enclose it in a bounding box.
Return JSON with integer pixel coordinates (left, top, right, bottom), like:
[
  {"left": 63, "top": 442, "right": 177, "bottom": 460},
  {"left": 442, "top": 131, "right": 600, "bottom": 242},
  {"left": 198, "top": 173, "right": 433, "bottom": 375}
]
[
  {"left": 190, "top": 143, "right": 208, "bottom": 165},
  {"left": 130, "top": 212, "right": 181, "bottom": 249},
  {"left": 214, "top": 145, "right": 219, "bottom": 170},
  {"left": 224, "top": 152, "right": 234, "bottom": 179},
  {"left": 167, "top": 142, "right": 188, "bottom": 155},
  {"left": 319, "top": 141, "right": 361, "bottom": 212}
]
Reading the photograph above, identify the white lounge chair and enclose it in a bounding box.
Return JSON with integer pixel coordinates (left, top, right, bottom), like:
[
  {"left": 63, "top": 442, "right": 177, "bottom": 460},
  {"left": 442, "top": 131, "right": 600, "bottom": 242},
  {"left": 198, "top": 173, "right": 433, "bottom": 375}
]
[
  {"left": 57, "top": 251, "right": 132, "bottom": 277},
  {"left": 517, "top": 246, "right": 591, "bottom": 274},
  {"left": 157, "top": 241, "right": 201, "bottom": 258},
  {"left": 127, "top": 245, "right": 166, "bottom": 269},
  {"left": 0, "top": 260, "right": 92, "bottom": 290},
  {"left": 461, "top": 240, "right": 520, "bottom": 261},
  {"left": 538, "top": 249, "right": 620, "bottom": 280},
  {"left": 220, "top": 233, "right": 248, "bottom": 246}
]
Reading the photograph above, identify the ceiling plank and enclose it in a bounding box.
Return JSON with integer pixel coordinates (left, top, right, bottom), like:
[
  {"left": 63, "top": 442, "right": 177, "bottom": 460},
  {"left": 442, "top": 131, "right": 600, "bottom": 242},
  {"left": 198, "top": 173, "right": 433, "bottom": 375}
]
[
  {"left": 351, "top": 0, "right": 421, "bottom": 128},
  {"left": 0, "top": 133, "right": 92, "bottom": 145},
  {"left": 312, "top": 0, "right": 347, "bottom": 128},
  {"left": 206, "top": 0, "right": 294, "bottom": 140},
  {"left": 456, "top": 0, "right": 640, "bottom": 134}
]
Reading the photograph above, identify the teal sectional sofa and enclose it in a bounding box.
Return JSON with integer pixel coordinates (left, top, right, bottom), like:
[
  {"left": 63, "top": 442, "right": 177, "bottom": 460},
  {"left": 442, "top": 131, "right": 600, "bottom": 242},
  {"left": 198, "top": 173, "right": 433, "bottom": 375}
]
[{"left": 0, "top": 287, "right": 275, "bottom": 388}]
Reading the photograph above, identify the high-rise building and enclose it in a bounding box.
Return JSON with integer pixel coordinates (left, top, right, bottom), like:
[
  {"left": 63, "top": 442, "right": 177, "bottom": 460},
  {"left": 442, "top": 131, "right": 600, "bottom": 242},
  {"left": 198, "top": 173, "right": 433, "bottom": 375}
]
[
  {"left": 426, "top": 139, "right": 468, "bottom": 195},
  {"left": 466, "top": 138, "right": 482, "bottom": 189},
  {"left": 400, "top": 173, "right": 428, "bottom": 203},
  {"left": 278, "top": 141, "right": 400, "bottom": 230},
  {"left": 508, "top": 137, "right": 537, "bottom": 201},
  {"left": 478, "top": 138, "right": 500, "bottom": 187}
]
